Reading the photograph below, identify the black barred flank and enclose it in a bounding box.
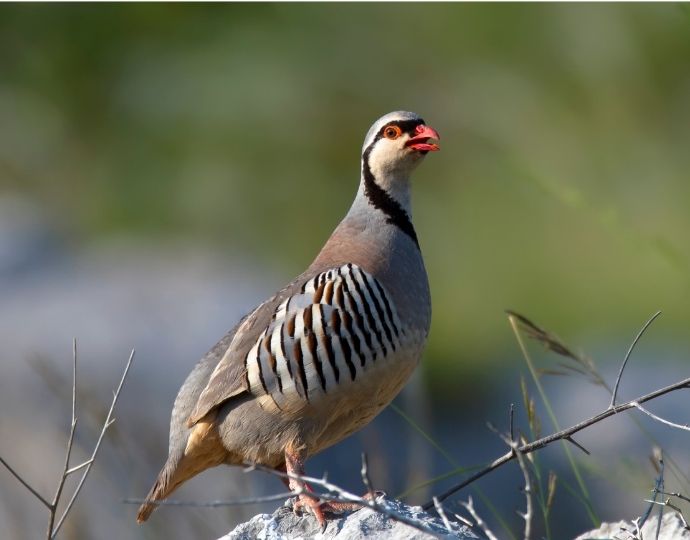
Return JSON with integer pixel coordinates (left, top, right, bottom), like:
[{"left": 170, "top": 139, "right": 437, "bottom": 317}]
[
  {"left": 358, "top": 269, "right": 395, "bottom": 352},
  {"left": 339, "top": 334, "right": 356, "bottom": 380},
  {"left": 342, "top": 310, "right": 365, "bottom": 367},
  {"left": 256, "top": 343, "right": 269, "bottom": 395},
  {"left": 265, "top": 335, "right": 283, "bottom": 393},
  {"left": 247, "top": 264, "right": 404, "bottom": 405},
  {"left": 279, "top": 330, "right": 292, "bottom": 379},
  {"left": 331, "top": 310, "right": 356, "bottom": 380},
  {"left": 346, "top": 284, "right": 375, "bottom": 361},
  {"left": 318, "top": 305, "right": 339, "bottom": 383},
  {"left": 307, "top": 332, "right": 326, "bottom": 391},
  {"left": 349, "top": 270, "right": 386, "bottom": 358},
  {"left": 294, "top": 341, "right": 309, "bottom": 401},
  {"left": 373, "top": 279, "right": 399, "bottom": 338}
]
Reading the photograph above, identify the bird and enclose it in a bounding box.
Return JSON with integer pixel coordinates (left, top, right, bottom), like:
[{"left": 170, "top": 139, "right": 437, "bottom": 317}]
[{"left": 136, "top": 110, "right": 440, "bottom": 526}]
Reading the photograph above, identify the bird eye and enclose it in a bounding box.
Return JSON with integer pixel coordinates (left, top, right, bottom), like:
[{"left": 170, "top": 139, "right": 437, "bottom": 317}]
[{"left": 383, "top": 125, "right": 402, "bottom": 140}]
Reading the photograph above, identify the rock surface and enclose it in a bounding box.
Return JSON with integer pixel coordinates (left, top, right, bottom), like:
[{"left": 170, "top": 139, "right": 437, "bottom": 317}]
[
  {"left": 576, "top": 511, "right": 690, "bottom": 540},
  {"left": 219, "top": 497, "right": 478, "bottom": 540}
]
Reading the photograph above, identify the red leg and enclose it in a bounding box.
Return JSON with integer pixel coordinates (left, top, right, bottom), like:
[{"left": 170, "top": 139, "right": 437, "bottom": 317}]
[
  {"left": 284, "top": 448, "right": 328, "bottom": 528},
  {"left": 282, "top": 449, "right": 384, "bottom": 525}
]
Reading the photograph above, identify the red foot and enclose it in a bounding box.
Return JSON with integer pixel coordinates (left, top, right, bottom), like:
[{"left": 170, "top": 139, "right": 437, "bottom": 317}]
[{"left": 282, "top": 448, "right": 384, "bottom": 528}]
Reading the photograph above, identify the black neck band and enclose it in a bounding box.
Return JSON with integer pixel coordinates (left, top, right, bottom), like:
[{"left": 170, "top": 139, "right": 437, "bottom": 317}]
[{"left": 361, "top": 145, "right": 419, "bottom": 249}]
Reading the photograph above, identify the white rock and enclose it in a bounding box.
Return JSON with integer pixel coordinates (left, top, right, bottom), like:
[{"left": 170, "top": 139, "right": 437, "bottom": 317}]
[{"left": 219, "top": 497, "right": 478, "bottom": 540}]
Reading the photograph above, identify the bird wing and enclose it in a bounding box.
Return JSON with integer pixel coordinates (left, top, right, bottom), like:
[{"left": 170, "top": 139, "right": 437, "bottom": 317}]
[
  {"left": 186, "top": 282, "right": 299, "bottom": 426},
  {"left": 187, "top": 263, "right": 403, "bottom": 424}
]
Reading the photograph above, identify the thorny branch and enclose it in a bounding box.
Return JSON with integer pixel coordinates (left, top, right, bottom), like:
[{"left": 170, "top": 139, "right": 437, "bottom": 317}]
[
  {"left": 0, "top": 343, "right": 135, "bottom": 540},
  {"left": 511, "top": 440, "right": 533, "bottom": 540},
  {"left": 486, "top": 422, "right": 534, "bottom": 540},
  {"left": 423, "top": 375, "right": 690, "bottom": 510}
]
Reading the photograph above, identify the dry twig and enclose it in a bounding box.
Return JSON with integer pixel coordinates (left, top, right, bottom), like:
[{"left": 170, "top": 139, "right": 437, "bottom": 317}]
[
  {"left": 0, "top": 343, "right": 135, "bottom": 539},
  {"left": 632, "top": 403, "right": 690, "bottom": 432},
  {"left": 460, "top": 496, "right": 498, "bottom": 540}
]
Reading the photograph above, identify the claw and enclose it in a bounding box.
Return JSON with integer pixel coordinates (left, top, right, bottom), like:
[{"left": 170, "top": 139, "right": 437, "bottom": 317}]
[{"left": 293, "top": 494, "right": 328, "bottom": 528}]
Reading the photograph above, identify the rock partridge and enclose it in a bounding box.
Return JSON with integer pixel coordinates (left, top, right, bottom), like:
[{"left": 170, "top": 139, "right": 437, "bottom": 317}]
[{"left": 137, "top": 110, "right": 440, "bottom": 525}]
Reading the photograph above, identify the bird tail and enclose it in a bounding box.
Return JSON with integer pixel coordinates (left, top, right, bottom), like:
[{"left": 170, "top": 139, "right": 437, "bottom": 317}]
[
  {"left": 137, "top": 414, "right": 226, "bottom": 523},
  {"left": 136, "top": 458, "right": 181, "bottom": 523},
  {"left": 136, "top": 453, "right": 204, "bottom": 523}
]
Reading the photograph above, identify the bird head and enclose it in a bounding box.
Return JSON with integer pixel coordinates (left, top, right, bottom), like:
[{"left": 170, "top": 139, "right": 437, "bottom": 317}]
[{"left": 361, "top": 111, "right": 440, "bottom": 180}]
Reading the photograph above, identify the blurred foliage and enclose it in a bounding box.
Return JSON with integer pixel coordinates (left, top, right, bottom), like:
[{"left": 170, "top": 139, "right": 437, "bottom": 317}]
[{"left": 1, "top": 3, "right": 689, "bottom": 397}]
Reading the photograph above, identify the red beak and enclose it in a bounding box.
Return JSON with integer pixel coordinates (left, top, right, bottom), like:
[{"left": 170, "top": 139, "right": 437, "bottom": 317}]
[{"left": 405, "top": 124, "right": 440, "bottom": 152}]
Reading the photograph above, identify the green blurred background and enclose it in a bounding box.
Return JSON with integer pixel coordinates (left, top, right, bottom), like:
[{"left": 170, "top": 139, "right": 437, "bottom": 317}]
[{"left": 1, "top": 3, "right": 690, "bottom": 539}]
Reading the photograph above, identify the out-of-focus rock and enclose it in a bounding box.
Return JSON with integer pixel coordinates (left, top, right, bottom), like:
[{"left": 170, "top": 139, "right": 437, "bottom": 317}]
[{"left": 575, "top": 511, "right": 690, "bottom": 540}]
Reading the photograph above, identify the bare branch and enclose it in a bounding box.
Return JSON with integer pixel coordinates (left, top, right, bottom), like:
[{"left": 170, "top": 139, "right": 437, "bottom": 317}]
[
  {"left": 1, "top": 344, "right": 135, "bottom": 540},
  {"left": 632, "top": 402, "right": 690, "bottom": 432},
  {"left": 610, "top": 311, "right": 662, "bottom": 408},
  {"left": 493, "top": 428, "right": 532, "bottom": 540},
  {"left": 432, "top": 497, "right": 453, "bottom": 533},
  {"left": 51, "top": 348, "right": 135, "bottom": 538},
  {"left": 46, "top": 340, "right": 80, "bottom": 539},
  {"left": 655, "top": 489, "right": 690, "bottom": 505},
  {"left": 644, "top": 497, "right": 690, "bottom": 531},
  {"left": 65, "top": 459, "right": 94, "bottom": 476},
  {"left": 452, "top": 512, "right": 474, "bottom": 529},
  {"left": 512, "top": 441, "right": 533, "bottom": 540},
  {"left": 360, "top": 453, "right": 374, "bottom": 499},
  {"left": 565, "top": 436, "right": 591, "bottom": 455},
  {"left": 0, "top": 455, "right": 51, "bottom": 509},
  {"left": 46, "top": 417, "right": 78, "bottom": 539},
  {"left": 424, "top": 375, "right": 690, "bottom": 509},
  {"left": 460, "top": 496, "right": 498, "bottom": 540}
]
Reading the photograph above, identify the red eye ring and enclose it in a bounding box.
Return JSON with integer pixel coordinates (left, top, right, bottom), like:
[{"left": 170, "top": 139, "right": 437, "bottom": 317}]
[{"left": 383, "top": 125, "right": 402, "bottom": 140}]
